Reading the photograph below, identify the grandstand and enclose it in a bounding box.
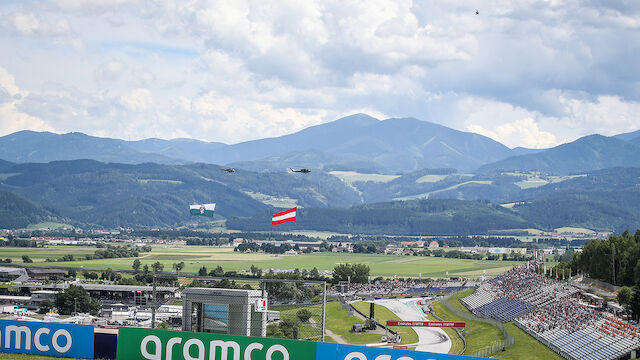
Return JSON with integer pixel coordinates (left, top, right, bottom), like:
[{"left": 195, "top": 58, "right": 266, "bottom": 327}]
[{"left": 460, "top": 262, "right": 640, "bottom": 360}]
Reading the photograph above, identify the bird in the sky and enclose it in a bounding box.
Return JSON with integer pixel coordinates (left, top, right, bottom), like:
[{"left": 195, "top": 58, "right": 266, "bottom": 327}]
[{"left": 475, "top": 10, "right": 479, "bottom": 15}]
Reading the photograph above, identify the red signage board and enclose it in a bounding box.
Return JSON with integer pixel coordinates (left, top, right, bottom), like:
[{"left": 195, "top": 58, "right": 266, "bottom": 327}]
[{"left": 386, "top": 320, "right": 466, "bottom": 328}]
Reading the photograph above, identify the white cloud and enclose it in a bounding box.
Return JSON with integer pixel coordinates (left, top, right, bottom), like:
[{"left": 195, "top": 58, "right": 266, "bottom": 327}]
[
  {"left": 0, "top": 66, "right": 54, "bottom": 135},
  {"left": 1, "top": 0, "right": 639, "bottom": 148},
  {"left": 468, "top": 118, "right": 558, "bottom": 149},
  {"left": 11, "top": 13, "right": 71, "bottom": 37},
  {"left": 119, "top": 88, "right": 153, "bottom": 111}
]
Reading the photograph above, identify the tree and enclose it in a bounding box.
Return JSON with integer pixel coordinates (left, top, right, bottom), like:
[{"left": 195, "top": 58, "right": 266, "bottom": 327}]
[
  {"left": 296, "top": 309, "right": 312, "bottom": 322},
  {"left": 172, "top": 261, "right": 185, "bottom": 275},
  {"left": 618, "top": 286, "right": 633, "bottom": 309},
  {"left": 631, "top": 285, "right": 640, "bottom": 322},
  {"left": 198, "top": 266, "right": 208, "bottom": 276},
  {"left": 250, "top": 265, "right": 262, "bottom": 276},
  {"left": 84, "top": 271, "right": 99, "bottom": 280},
  {"left": 209, "top": 266, "right": 224, "bottom": 277},
  {"left": 143, "top": 264, "right": 149, "bottom": 274},
  {"left": 351, "top": 264, "right": 370, "bottom": 284},
  {"left": 132, "top": 259, "right": 141, "bottom": 273},
  {"left": 332, "top": 263, "right": 370, "bottom": 284},
  {"left": 152, "top": 261, "right": 164, "bottom": 273},
  {"left": 22, "top": 255, "right": 32, "bottom": 263},
  {"left": 38, "top": 299, "right": 54, "bottom": 314},
  {"left": 67, "top": 269, "right": 77, "bottom": 278},
  {"left": 55, "top": 284, "right": 100, "bottom": 315}
]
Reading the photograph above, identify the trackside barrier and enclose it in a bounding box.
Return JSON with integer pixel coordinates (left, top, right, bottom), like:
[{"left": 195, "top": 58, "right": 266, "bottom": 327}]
[
  {"left": 117, "top": 327, "right": 493, "bottom": 360},
  {"left": 0, "top": 319, "right": 94, "bottom": 359}
]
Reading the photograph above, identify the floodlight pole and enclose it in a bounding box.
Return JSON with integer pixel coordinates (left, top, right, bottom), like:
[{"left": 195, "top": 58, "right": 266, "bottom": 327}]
[
  {"left": 151, "top": 273, "right": 157, "bottom": 329},
  {"left": 321, "top": 281, "right": 326, "bottom": 342}
]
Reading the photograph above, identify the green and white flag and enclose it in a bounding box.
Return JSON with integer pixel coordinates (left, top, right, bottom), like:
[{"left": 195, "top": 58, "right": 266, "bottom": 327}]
[{"left": 190, "top": 203, "right": 216, "bottom": 217}]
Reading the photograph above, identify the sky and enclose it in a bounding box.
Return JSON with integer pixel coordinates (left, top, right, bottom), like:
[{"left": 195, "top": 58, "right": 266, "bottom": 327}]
[{"left": 0, "top": 0, "right": 639, "bottom": 149}]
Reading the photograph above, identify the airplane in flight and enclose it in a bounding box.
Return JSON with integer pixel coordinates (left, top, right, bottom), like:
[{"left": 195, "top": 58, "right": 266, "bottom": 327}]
[{"left": 220, "top": 168, "right": 236, "bottom": 173}]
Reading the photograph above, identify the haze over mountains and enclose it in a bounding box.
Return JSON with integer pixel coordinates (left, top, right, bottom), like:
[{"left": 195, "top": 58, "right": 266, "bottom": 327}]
[
  {"left": 1, "top": 114, "right": 639, "bottom": 175},
  {"left": 1, "top": 114, "right": 639, "bottom": 233}
]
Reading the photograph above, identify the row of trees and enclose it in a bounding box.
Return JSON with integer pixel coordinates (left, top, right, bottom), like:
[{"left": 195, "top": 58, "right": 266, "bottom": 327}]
[{"left": 555, "top": 230, "right": 640, "bottom": 321}]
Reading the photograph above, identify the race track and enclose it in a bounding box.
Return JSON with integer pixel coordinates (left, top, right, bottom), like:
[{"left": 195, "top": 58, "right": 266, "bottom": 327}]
[{"left": 368, "top": 298, "right": 452, "bottom": 354}]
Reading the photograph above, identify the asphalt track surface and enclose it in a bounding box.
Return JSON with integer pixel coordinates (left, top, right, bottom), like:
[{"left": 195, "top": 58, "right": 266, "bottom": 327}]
[{"left": 369, "top": 298, "right": 452, "bottom": 353}]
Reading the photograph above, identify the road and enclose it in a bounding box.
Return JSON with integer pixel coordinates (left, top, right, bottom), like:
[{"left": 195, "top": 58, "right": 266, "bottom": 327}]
[{"left": 368, "top": 298, "right": 452, "bottom": 354}]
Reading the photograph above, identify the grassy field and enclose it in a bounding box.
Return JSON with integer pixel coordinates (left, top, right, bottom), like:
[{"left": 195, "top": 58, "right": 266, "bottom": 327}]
[
  {"left": 244, "top": 191, "right": 299, "bottom": 208},
  {"left": 493, "top": 322, "right": 563, "bottom": 360},
  {"left": 26, "top": 222, "right": 73, "bottom": 230},
  {"left": 329, "top": 171, "right": 400, "bottom": 184},
  {"left": 0, "top": 246, "right": 96, "bottom": 261},
  {"left": 395, "top": 180, "right": 493, "bottom": 200},
  {"left": 324, "top": 301, "right": 382, "bottom": 344},
  {"left": 430, "top": 291, "right": 505, "bottom": 355},
  {"left": 1, "top": 246, "right": 523, "bottom": 277},
  {"left": 351, "top": 301, "right": 419, "bottom": 345},
  {"left": 554, "top": 226, "right": 595, "bottom": 234},
  {"left": 415, "top": 174, "right": 449, "bottom": 183}
]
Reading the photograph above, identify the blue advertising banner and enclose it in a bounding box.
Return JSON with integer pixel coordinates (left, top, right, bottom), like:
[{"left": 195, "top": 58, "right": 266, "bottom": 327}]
[
  {"left": 0, "top": 319, "right": 94, "bottom": 359},
  {"left": 317, "top": 343, "right": 490, "bottom": 360}
]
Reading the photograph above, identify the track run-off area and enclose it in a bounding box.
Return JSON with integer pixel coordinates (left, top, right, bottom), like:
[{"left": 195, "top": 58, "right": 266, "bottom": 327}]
[{"left": 363, "top": 298, "right": 452, "bottom": 353}]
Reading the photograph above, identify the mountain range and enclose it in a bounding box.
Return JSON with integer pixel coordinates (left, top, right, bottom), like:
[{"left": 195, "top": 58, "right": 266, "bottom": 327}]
[
  {"left": 1, "top": 114, "right": 639, "bottom": 233},
  {"left": 1, "top": 114, "right": 639, "bottom": 175}
]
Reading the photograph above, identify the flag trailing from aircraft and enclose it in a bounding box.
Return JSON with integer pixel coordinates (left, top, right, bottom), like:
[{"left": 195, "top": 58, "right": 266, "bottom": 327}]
[
  {"left": 272, "top": 207, "right": 297, "bottom": 225},
  {"left": 190, "top": 203, "right": 216, "bottom": 217}
]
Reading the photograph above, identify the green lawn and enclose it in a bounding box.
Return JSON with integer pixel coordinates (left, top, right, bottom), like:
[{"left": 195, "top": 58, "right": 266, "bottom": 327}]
[
  {"left": 351, "top": 301, "right": 419, "bottom": 345},
  {"left": 3, "top": 246, "right": 522, "bottom": 278},
  {"left": 490, "top": 322, "right": 563, "bottom": 360},
  {"left": 430, "top": 295, "right": 504, "bottom": 354},
  {"left": 437, "top": 290, "right": 562, "bottom": 360},
  {"left": 324, "top": 301, "right": 382, "bottom": 344}
]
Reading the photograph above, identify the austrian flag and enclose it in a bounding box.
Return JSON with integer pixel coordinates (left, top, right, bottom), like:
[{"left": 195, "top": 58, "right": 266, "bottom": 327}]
[{"left": 272, "top": 207, "right": 297, "bottom": 225}]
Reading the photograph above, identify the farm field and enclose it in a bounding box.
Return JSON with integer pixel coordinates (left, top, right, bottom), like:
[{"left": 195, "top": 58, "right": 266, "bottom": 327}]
[
  {"left": 2, "top": 246, "right": 523, "bottom": 277},
  {"left": 0, "top": 246, "right": 96, "bottom": 261}
]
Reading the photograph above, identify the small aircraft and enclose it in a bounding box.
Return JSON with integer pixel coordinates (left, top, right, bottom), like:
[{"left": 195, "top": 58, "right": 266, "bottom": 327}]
[
  {"left": 220, "top": 168, "right": 236, "bottom": 173},
  {"left": 289, "top": 168, "right": 311, "bottom": 173}
]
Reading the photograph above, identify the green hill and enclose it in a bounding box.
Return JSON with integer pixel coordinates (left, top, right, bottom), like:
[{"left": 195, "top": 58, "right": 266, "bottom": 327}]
[
  {"left": 227, "top": 199, "right": 532, "bottom": 235},
  {"left": 0, "top": 160, "right": 361, "bottom": 228},
  {"left": 0, "top": 190, "right": 63, "bottom": 229}
]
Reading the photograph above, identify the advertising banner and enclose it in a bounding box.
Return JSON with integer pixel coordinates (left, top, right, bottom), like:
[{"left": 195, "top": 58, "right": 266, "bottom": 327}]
[
  {"left": 386, "top": 321, "right": 466, "bottom": 328},
  {"left": 322, "top": 343, "right": 487, "bottom": 360},
  {"left": 117, "top": 327, "right": 317, "bottom": 360},
  {"left": 118, "top": 327, "right": 490, "bottom": 360},
  {"left": 0, "top": 319, "right": 94, "bottom": 359}
]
